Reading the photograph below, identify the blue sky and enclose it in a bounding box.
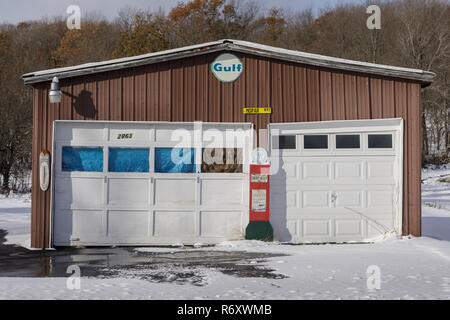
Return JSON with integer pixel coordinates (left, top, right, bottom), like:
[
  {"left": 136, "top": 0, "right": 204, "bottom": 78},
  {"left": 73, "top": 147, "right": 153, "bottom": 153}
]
[{"left": 0, "top": 0, "right": 365, "bottom": 24}]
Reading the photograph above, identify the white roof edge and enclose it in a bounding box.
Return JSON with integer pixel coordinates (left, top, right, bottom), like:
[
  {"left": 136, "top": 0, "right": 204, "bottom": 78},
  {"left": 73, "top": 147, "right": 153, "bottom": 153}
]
[
  {"left": 231, "top": 40, "right": 425, "bottom": 75},
  {"left": 22, "top": 39, "right": 225, "bottom": 79},
  {"left": 22, "top": 39, "right": 435, "bottom": 85}
]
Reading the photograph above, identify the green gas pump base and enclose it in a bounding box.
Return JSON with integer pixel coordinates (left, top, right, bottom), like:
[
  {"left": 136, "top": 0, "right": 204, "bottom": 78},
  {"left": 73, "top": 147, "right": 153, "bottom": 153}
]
[{"left": 245, "top": 221, "right": 273, "bottom": 241}]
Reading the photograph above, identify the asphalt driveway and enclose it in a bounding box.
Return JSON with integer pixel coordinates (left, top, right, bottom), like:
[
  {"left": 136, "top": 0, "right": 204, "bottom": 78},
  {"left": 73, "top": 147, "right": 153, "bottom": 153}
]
[{"left": 0, "top": 229, "right": 286, "bottom": 285}]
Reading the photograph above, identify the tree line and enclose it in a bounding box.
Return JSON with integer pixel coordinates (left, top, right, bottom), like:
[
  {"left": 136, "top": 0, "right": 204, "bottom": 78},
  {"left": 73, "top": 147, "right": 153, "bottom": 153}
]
[{"left": 0, "top": 0, "right": 449, "bottom": 191}]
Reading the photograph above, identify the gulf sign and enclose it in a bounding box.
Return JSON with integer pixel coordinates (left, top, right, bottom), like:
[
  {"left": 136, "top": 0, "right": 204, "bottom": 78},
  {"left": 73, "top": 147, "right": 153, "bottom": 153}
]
[{"left": 211, "top": 53, "right": 243, "bottom": 82}]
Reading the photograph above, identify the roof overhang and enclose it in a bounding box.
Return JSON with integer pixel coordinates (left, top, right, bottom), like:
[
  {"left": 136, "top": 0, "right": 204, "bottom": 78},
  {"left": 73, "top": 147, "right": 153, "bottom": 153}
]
[{"left": 22, "top": 39, "right": 435, "bottom": 87}]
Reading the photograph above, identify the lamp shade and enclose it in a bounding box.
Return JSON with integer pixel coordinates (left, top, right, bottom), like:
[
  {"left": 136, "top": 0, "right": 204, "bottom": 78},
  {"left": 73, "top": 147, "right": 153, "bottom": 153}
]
[{"left": 49, "top": 77, "right": 62, "bottom": 103}]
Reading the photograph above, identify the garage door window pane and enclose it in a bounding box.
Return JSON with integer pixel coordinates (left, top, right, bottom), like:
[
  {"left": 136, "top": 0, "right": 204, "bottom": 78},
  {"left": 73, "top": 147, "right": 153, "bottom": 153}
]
[
  {"left": 304, "top": 135, "right": 328, "bottom": 149},
  {"left": 62, "top": 147, "right": 103, "bottom": 172},
  {"left": 155, "top": 148, "right": 195, "bottom": 173},
  {"left": 272, "top": 135, "right": 296, "bottom": 149},
  {"left": 279, "top": 136, "right": 296, "bottom": 149},
  {"left": 108, "top": 148, "right": 149, "bottom": 172},
  {"left": 336, "top": 135, "right": 360, "bottom": 149},
  {"left": 368, "top": 134, "right": 392, "bottom": 148},
  {"left": 201, "top": 148, "right": 243, "bottom": 173}
]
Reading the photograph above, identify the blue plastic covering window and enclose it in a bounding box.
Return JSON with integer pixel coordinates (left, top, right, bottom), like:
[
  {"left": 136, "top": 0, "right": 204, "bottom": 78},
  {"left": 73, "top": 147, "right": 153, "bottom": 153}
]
[
  {"left": 155, "top": 148, "right": 195, "bottom": 173},
  {"left": 108, "top": 148, "right": 149, "bottom": 172},
  {"left": 62, "top": 147, "right": 103, "bottom": 172}
]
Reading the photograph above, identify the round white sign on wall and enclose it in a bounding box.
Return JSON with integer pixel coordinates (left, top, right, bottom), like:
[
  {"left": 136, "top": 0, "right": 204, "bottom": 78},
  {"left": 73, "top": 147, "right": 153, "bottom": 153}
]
[
  {"left": 211, "top": 53, "right": 243, "bottom": 82},
  {"left": 251, "top": 148, "right": 268, "bottom": 164}
]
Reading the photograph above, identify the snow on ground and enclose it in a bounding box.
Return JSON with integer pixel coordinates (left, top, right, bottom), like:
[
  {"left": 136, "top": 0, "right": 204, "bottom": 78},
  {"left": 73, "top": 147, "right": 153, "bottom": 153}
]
[
  {"left": 421, "top": 163, "right": 450, "bottom": 181},
  {"left": 0, "top": 165, "right": 449, "bottom": 300},
  {"left": 422, "top": 164, "right": 450, "bottom": 242},
  {"left": 0, "top": 192, "right": 31, "bottom": 249}
]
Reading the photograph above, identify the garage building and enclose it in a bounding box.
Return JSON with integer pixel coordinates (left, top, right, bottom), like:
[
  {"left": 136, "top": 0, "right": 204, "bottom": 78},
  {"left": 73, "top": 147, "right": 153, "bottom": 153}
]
[{"left": 22, "top": 39, "right": 435, "bottom": 248}]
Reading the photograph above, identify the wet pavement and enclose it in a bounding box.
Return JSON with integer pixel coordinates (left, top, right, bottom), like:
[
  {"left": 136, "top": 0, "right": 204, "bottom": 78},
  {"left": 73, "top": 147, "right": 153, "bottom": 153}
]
[{"left": 0, "top": 229, "right": 288, "bottom": 285}]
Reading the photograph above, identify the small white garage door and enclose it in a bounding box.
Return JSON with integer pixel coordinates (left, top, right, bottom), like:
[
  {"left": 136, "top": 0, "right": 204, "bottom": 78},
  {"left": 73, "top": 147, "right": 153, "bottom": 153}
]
[
  {"left": 51, "top": 121, "right": 253, "bottom": 246},
  {"left": 269, "top": 119, "right": 403, "bottom": 243}
]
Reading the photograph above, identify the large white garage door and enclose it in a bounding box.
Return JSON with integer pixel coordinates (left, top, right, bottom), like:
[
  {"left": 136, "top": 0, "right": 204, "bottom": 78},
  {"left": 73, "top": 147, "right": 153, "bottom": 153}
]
[
  {"left": 269, "top": 119, "right": 403, "bottom": 243},
  {"left": 52, "top": 121, "right": 252, "bottom": 246}
]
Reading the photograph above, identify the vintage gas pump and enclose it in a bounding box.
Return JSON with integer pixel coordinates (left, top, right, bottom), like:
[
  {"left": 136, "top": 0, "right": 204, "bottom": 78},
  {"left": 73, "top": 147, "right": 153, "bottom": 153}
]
[{"left": 245, "top": 148, "right": 273, "bottom": 241}]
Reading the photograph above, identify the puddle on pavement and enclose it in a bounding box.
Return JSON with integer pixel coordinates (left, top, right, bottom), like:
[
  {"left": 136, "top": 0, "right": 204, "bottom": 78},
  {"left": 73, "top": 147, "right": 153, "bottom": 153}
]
[{"left": 0, "top": 229, "right": 288, "bottom": 285}]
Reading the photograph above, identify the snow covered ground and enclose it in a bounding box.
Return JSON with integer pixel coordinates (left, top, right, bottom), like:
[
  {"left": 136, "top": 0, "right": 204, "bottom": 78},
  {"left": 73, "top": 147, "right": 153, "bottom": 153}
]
[
  {"left": 0, "top": 165, "right": 449, "bottom": 300},
  {"left": 422, "top": 164, "right": 450, "bottom": 242},
  {"left": 0, "top": 193, "right": 31, "bottom": 249}
]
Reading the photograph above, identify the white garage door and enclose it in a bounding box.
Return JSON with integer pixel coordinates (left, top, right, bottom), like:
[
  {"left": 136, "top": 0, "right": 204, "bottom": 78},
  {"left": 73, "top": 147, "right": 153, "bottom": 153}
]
[
  {"left": 269, "top": 119, "right": 403, "bottom": 243},
  {"left": 51, "top": 121, "right": 252, "bottom": 246}
]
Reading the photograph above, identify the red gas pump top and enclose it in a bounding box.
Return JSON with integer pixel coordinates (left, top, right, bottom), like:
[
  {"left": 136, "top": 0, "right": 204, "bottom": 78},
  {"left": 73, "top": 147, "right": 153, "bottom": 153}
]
[{"left": 249, "top": 164, "right": 270, "bottom": 221}]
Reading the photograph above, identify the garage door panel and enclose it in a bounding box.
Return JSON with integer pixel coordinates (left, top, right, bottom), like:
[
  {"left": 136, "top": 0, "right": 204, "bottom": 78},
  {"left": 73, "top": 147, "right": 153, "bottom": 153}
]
[
  {"left": 109, "top": 123, "right": 151, "bottom": 142},
  {"left": 302, "top": 219, "right": 331, "bottom": 237},
  {"left": 335, "top": 219, "right": 364, "bottom": 236},
  {"left": 108, "top": 211, "right": 149, "bottom": 237},
  {"left": 367, "top": 160, "right": 395, "bottom": 184},
  {"left": 271, "top": 161, "right": 298, "bottom": 184},
  {"left": 202, "top": 127, "right": 249, "bottom": 147},
  {"left": 271, "top": 217, "right": 297, "bottom": 241},
  {"left": 303, "top": 191, "right": 329, "bottom": 208},
  {"left": 53, "top": 209, "right": 72, "bottom": 245},
  {"left": 283, "top": 162, "right": 298, "bottom": 178},
  {"left": 367, "top": 189, "right": 393, "bottom": 207},
  {"left": 56, "top": 122, "right": 105, "bottom": 142},
  {"left": 155, "top": 126, "right": 194, "bottom": 143},
  {"left": 201, "top": 179, "right": 244, "bottom": 206},
  {"left": 286, "top": 220, "right": 298, "bottom": 237},
  {"left": 335, "top": 190, "right": 363, "bottom": 208},
  {"left": 285, "top": 208, "right": 355, "bottom": 218},
  {"left": 72, "top": 210, "right": 106, "bottom": 238},
  {"left": 154, "top": 179, "right": 196, "bottom": 206},
  {"left": 368, "top": 219, "right": 394, "bottom": 237},
  {"left": 303, "top": 162, "right": 330, "bottom": 179},
  {"left": 55, "top": 177, "right": 104, "bottom": 209},
  {"left": 153, "top": 211, "right": 196, "bottom": 237},
  {"left": 200, "top": 211, "right": 243, "bottom": 238},
  {"left": 270, "top": 189, "right": 298, "bottom": 209},
  {"left": 108, "top": 178, "right": 149, "bottom": 208},
  {"left": 334, "top": 161, "right": 364, "bottom": 184}
]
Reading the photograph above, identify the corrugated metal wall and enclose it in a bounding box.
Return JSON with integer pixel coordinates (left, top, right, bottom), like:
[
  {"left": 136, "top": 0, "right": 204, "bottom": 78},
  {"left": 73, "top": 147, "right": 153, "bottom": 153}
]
[{"left": 30, "top": 51, "right": 422, "bottom": 248}]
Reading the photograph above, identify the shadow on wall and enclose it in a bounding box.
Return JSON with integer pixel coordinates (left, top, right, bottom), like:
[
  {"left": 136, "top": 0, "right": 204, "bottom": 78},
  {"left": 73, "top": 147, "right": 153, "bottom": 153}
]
[
  {"left": 270, "top": 155, "right": 292, "bottom": 242},
  {"left": 62, "top": 89, "right": 97, "bottom": 119},
  {"left": 74, "top": 90, "right": 96, "bottom": 119},
  {"left": 422, "top": 216, "right": 450, "bottom": 241}
]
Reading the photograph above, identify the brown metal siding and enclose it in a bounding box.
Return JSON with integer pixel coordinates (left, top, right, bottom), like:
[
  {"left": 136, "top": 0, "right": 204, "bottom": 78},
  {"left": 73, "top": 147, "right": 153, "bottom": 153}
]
[
  {"left": 357, "top": 76, "right": 371, "bottom": 119},
  {"left": 320, "top": 70, "right": 333, "bottom": 121},
  {"left": 295, "top": 66, "right": 308, "bottom": 122},
  {"left": 30, "top": 51, "right": 424, "bottom": 248},
  {"left": 306, "top": 68, "right": 320, "bottom": 122},
  {"left": 332, "top": 73, "right": 345, "bottom": 120}
]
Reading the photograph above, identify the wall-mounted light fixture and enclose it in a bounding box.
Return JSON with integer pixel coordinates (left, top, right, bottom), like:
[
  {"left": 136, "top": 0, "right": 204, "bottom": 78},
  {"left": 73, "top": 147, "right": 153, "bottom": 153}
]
[{"left": 49, "top": 77, "right": 62, "bottom": 104}]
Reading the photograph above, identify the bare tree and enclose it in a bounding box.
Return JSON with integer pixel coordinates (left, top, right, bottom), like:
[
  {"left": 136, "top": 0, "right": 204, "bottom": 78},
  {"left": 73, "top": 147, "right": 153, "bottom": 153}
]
[{"left": 394, "top": 0, "right": 450, "bottom": 163}]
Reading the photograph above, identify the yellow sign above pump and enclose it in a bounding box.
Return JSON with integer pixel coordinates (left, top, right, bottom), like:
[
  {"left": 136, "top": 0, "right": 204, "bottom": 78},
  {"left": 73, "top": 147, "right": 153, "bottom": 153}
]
[{"left": 243, "top": 107, "right": 272, "bottom": 114}]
